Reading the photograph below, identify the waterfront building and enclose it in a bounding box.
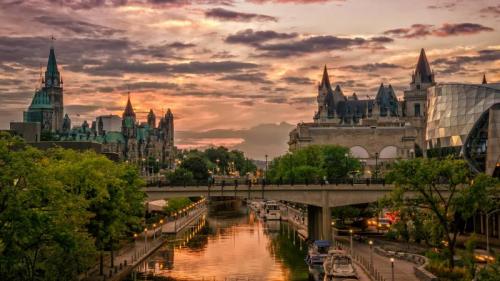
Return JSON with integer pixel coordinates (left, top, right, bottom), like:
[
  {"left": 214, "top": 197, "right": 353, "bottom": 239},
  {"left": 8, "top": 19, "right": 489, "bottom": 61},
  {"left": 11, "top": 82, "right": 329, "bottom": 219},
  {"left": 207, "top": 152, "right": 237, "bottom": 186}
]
[
  {"left": 10, "top": 45, "right": 176, "bottom": 168},
  {"left": 289, "top": 49, "right": 499, "bottom": 177}
]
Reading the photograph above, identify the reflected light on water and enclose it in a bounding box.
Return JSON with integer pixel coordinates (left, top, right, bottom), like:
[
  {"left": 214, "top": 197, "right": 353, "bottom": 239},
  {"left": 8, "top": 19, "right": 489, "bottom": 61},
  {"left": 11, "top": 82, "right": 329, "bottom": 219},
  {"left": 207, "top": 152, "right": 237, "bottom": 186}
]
[{"left": 137, "top": 209, "right": 307, "bottom": 280}]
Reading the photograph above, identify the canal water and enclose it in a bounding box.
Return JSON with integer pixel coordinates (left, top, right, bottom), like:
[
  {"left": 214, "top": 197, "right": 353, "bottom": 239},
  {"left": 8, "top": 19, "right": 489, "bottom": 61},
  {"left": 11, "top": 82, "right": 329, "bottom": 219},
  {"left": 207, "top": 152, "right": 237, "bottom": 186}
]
[{"left": 127, "top": 206, "right": 310, "bottom": 281}]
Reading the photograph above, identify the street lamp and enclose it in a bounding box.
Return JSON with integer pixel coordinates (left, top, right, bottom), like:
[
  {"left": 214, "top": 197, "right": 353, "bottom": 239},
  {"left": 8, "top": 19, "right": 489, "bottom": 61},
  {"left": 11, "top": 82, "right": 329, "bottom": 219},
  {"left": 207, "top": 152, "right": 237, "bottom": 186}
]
[
  {"left": 156, "top": 158, "right": 160, "bottom": 182},
  {"left": 144, "top": 228, "right": 148, "bottom": 252},
  {"left": 216, "top": 159, "right": 220, "bottom": 175},
  {"left": 153, "top": 224, "right": 157, "bottom": 240},
  {"left": 390, "top": 257, "right": 395, "bottom": 281},
  {"left": 369, "top": 240, "right": 374, "bottom": 270},
  {"left": 349, "top": 229, "right": 353, "bottom": 256},
  {"left": 344, "top": 153, "right": 349, "bottom": 180},
  {"left": 265, "top": 154, "right": 268, "bottom": 182}
]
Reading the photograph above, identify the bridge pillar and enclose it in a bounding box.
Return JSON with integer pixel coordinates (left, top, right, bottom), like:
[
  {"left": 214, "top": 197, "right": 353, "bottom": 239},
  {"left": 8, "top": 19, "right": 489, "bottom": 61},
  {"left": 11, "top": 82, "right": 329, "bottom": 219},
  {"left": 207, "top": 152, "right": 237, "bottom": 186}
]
[
  {"left": 307, "top": 205, "right": 321, "bottom": 241},
  {"left": 307, "top": 191, "right": 332, "bottom": 241}
]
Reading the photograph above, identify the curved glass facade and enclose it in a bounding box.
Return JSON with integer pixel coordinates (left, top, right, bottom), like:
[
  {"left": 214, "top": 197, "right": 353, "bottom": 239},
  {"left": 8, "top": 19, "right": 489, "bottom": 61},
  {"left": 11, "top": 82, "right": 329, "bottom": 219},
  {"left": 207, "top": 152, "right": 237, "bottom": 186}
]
[{"left": 426, "top": 83, "right": 500, "bottom": 173}]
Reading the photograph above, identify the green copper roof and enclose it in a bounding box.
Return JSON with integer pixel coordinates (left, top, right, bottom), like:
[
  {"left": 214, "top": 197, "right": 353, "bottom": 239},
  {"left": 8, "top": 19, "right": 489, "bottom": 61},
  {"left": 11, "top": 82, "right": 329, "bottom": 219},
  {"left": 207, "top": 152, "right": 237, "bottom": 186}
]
[
  {"left": 123, "top": 116, "right": 135, "bottom": 128},
  {"left": 29, "top": 89, "right": 52, "bottom": 110},
  {"left": 104, "top": 132, "right": 125, "bottom": 143},
  {"left": 46, "top": 47, "right": 59, "bottom": 76}
]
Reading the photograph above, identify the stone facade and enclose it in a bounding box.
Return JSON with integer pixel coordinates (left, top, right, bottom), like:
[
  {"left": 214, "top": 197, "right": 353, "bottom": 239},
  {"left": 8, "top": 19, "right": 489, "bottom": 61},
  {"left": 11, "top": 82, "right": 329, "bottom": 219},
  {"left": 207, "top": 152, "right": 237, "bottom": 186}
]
[
  {"left": 289, "top": 48, "right": 499, "bottom": 177},
  {"left": 12, "top": 45, "right": 176, "bottom": 169},
  {"left": 289, "top": 49, "right": 435, "bottom": 177}
]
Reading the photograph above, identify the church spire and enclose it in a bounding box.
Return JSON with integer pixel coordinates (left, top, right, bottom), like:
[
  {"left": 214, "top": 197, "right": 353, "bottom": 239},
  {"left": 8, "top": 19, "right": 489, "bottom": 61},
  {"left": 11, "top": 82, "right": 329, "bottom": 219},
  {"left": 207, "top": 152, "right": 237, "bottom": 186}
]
[
  {"left": 482, "top": 73, "right": 487, "bottom": 84},
  {"left": 123, "top": 92, "right": 136, "bottom": 119},
  {"left": 414, "top": 48, "right": 434, "bottom": 84},
  {"left": 44, "top": 45, "right": 61, "bottom": 88},
  {"left": 319, "top": 65, "right": 332, "bottom": 91}
]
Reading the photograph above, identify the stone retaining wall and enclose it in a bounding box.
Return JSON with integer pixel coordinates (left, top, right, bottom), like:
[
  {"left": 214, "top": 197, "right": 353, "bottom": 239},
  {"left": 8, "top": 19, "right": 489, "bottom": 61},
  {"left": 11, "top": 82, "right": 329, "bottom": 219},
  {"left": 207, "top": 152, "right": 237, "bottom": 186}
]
[{"left": 374, "top": 246, "right": 437, "bottom": 281}]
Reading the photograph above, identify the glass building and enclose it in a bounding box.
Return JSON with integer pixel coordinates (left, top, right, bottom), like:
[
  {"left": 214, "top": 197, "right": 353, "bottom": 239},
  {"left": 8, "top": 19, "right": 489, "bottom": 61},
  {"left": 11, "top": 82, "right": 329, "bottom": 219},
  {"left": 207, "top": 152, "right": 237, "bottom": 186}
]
[{"left": 426, "top": 83, "right": 500, "bottom": 176}]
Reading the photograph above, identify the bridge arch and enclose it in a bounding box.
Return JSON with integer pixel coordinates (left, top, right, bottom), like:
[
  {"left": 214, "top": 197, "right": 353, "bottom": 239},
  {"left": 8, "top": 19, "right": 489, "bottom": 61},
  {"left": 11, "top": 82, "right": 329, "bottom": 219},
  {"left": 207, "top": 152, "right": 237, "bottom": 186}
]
[{"left": 350, "top": 146, "right": 370, "bottom": 159}]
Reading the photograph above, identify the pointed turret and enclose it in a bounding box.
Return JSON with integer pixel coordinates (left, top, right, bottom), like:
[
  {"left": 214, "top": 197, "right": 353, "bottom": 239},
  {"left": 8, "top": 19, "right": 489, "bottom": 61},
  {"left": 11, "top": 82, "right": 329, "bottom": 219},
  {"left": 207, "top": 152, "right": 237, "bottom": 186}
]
[
  {"left": 62, "top": 114, "right": 71, "bottom": 133},
  {"left": 122, "top": 93, "right": 136, "bottom": 120},
  {"left": 45, "top": 47, "right": 61, "bottom": 88},
  {"left": 482, "top": 74, "right": 487, "bottom": 84},
  {"left": 413, "top": 48, "right": 434, "bottom": 84},
  {"left": 147, "top": 109, "right": 156, "bottom": 128},
  {"left": 319, "top": 65, "right": 332, "bottom": 91}
]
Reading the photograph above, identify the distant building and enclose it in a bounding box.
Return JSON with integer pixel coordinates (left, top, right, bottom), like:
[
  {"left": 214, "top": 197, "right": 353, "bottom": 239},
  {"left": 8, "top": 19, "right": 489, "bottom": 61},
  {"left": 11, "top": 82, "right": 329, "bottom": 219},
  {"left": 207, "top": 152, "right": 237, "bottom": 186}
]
[
  {"left": 10, "top": 45, "right": 176, "bottom": 169},
  {"left": 289, "top": 49, "right": 499, "bottom": 177}
]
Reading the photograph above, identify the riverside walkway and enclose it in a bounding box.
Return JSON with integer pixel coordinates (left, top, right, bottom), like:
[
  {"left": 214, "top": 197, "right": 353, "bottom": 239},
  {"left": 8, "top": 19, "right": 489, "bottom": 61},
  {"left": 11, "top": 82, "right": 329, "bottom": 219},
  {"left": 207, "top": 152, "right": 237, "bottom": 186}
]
[{"left": 83, "top": 203, "right": 207, "bottom": 281}]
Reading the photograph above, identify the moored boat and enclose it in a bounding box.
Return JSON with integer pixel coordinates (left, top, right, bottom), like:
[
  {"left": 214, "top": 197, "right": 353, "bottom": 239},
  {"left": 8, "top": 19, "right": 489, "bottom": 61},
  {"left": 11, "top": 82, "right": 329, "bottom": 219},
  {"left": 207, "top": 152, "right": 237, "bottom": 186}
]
[
  {"left": 323, "top": 250, "right": 358, "bottom": 281},
  {"left": 305, "top": 240, "right": 331, "bottom": 266}
]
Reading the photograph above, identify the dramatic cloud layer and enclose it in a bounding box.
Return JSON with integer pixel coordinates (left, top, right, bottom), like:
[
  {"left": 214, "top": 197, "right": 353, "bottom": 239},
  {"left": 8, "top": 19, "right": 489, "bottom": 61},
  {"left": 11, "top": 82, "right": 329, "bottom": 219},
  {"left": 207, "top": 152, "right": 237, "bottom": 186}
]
[
  {"left": 205, "top": 8, "right": 278, "bottom": 22},
  {"left": 384, "top": 23, "right": 494, "bottom": 39},
  {"left": 0, "top": 0, "right": 499, "bottom": 159}
]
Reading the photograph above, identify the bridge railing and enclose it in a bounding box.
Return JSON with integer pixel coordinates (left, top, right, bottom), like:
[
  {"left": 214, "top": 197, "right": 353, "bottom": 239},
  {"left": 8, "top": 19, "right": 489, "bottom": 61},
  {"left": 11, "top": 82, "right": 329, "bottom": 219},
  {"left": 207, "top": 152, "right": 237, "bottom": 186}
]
[{"left": 145, "top": 177, "right": 387, "bottom": 188}]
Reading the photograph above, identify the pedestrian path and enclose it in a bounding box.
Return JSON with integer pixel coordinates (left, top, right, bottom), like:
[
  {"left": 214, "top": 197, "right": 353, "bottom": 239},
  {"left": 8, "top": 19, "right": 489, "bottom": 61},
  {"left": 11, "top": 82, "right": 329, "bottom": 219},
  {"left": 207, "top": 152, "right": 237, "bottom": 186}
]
[
  {"left": 83, "top": 204, "right": 207, "bottom": 281},
  {"left": 337, "top": 237, "right": 419, "bottom": 281}
]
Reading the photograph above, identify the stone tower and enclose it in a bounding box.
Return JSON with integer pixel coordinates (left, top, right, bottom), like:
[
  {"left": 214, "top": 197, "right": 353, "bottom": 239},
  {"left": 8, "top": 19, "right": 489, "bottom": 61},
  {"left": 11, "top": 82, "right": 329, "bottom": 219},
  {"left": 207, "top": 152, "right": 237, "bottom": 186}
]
[
  {"left": 122, "top": 93, "right": 137, "bottom": 139},
  {"left": 404, "top": 48, "right": 435, "bottom": 118},
  {"left": 147, "top": 109, "right": 156, "bottom": 128},
  {"left": 44, "top": 46, "right": 64, "bottom": 132}
]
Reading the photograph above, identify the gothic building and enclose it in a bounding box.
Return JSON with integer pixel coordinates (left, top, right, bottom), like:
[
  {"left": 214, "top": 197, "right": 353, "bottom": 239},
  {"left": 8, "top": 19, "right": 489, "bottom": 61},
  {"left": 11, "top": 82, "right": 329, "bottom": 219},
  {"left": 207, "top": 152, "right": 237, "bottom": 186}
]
[
  {"left": 24, "top": 46, "right": 64, "bottom": 132},
  {"left": 12, "top": 45, "right": 176, "bottom": 169},
  {"left": 289, "top": 48, "right": 499, "bottom": 177},
  {"left": 289, "top": 49, "right": 436, "bottom": 176}
]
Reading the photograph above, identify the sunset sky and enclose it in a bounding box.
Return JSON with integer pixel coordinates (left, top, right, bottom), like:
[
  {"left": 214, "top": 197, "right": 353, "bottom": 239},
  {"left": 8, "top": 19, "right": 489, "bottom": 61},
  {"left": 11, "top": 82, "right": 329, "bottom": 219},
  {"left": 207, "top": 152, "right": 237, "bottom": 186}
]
[{"left": 0, "top": 0, "right": 499, "bottom": 159}]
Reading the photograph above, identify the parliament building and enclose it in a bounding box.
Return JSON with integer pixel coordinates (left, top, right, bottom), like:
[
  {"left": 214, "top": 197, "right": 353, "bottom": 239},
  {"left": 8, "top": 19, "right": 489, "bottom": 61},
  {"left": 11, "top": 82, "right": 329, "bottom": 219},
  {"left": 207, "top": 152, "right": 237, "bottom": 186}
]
[{"left": 10, "top": 46, "right": 176, "bottom": 168}]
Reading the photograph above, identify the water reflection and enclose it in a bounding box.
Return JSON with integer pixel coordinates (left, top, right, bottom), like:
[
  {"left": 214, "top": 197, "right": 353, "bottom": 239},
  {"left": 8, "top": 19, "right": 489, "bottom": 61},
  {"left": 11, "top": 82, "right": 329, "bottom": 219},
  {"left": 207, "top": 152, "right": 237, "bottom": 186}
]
[{"left": 128, "top": 208, "right": 309, "bottom": 281}]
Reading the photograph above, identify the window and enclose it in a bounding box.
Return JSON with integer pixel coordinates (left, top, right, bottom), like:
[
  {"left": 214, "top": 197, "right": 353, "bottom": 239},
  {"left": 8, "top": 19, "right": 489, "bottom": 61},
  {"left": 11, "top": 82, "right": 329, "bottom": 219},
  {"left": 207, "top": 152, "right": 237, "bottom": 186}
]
[{"left": 414, "top": 103, "right": 421, "bottom": 117}]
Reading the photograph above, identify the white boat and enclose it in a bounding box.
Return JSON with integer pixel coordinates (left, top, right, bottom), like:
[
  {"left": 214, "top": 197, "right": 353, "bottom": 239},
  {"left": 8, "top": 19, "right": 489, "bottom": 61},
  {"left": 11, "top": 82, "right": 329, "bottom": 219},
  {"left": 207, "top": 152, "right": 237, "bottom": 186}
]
[
  {"left": 323, "top": 250, "right": 358, "bottom": 281},
  {"left": 305, "top": 240, "right": 331, "bottom": 266},
  {"left": 264, "top": 201, "right": 281, "bottom": 220}
]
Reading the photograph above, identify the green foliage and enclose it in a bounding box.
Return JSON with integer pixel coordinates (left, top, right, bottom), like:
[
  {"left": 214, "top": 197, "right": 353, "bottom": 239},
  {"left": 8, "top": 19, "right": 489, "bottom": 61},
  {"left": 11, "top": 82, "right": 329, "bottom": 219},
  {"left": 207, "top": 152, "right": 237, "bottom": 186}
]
[
  {"left": 476, "top": 255, "right": 500, "bottom": 281},
  {"left": 385, "top": 157, "right": 499, "bottom": 269},
  {"left": 180, "top": 156, "right": 209, "bottom": 181},
  {"left": 163, "top": 198, "right": 193, "bottom": 215},
  {"left": 165, "top": 168, "right": 194, "bottom": 185},
  {"left": 0, "top": 133, "right": 145, "bottom": 280},
  {"left": 268, "top": 145, "right": 361, "bottom": 182},
  {"left": 178, "top": 146, "right": 257, "bottom": 176}
]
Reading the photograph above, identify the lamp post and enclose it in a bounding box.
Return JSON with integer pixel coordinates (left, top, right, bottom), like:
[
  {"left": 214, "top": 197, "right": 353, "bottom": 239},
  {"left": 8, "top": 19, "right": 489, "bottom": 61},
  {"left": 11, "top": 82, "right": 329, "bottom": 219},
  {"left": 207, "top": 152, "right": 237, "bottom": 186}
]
[
  {"left": 486, "top": 209, "right": 500, "bottom": 253},
  {"left": 390, "top": 257, "right": 395, "bottom": 281},
  {"left": 332, "top": 221, "right": 336, "bottom": 243},
  {"left": 265, "top": 154, "right": 268, "bottom": 182},
  {"left": 349, "top": 229, "right": 353, "bottom": 256},
  {"left": 153, "top": 224, "right": 157, "bottom": 240},
  {"left": 144, "top": 228, "right": 148, "bottom": 252},
  {"left": 133, "top": 233, "right": 138, "bottom": 261},
  {"left": 344, "top": 153, "right": 349, "bottom": 181},
  {"left": 156, "top": 158, "right": 160, "bottom": 182},
  {"left": 216, "top": 159, "right": 220, "bottom": 176},
  {"left": 369, "top": 240, "right": 374, "bottom": 270}
]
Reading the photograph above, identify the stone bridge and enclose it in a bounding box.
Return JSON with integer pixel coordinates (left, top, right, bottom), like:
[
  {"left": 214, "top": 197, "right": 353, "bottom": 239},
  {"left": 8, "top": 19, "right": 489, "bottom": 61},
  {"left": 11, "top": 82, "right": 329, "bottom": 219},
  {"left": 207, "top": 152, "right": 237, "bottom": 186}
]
[{"left": 144, "top": 184, "right": 401, "bottom": 241}]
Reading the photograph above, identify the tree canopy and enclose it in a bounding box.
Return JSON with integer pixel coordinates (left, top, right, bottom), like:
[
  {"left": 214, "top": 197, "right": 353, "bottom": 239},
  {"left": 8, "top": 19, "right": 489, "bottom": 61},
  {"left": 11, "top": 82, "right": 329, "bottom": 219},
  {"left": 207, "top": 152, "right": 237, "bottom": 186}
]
[
  {"left": 267, "top": 145, "right": 361, "bottom": 183},
  {"left": 385, "top": 157, "right": 499, "bottom": 269},
  {"left": 0, "top": 133, "right": 145, "bottom": 280}
]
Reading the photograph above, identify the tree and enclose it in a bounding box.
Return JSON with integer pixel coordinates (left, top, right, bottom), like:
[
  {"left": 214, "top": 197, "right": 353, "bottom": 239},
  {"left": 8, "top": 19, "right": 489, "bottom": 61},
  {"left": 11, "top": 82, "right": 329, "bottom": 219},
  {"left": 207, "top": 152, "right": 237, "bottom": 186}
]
[
  {"left": 386, "top": 158, "right": 499, "bottom": 269},
  {"left": 180, "top": 156, "right": 209, "bottom": 182},
  {"left": 0, "top": 134, "right": 96, "bottom": 280},
  {"left": 165, "top": 168, "right": 194, "bottom": 185},
  {"left": 163, "top": 198, "right": 193, "bottom": 215},
  {"left": 0, "top": 133, "right": 146, "bottom": 279},
  {"left": 267, "top": 145, "right": 361, "bottom": 183}
]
